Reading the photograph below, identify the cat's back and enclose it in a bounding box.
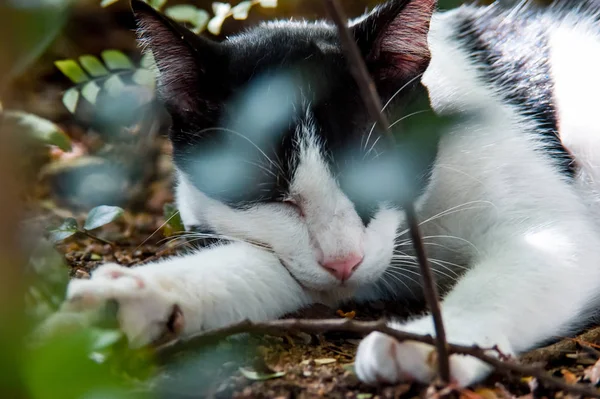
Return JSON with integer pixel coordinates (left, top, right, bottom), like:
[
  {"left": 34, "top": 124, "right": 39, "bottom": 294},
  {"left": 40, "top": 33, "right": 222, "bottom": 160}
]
[{"left": 426, "top": 1, "right": 600, "bottom": 203}]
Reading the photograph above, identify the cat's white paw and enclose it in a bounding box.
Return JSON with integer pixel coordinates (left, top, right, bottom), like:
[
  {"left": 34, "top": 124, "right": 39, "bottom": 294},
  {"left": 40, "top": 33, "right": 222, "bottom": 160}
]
[
  {"left": 64, "top": 263, "right": 184, "bottom": 348},
  {"left": 355, "top": 332, "right": 492, "bottom": 387}
]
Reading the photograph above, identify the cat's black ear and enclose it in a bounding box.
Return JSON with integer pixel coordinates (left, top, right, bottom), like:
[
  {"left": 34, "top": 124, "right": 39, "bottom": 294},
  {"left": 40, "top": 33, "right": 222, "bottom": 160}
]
[
  {"left": 131, "top": 0, "right": 225, "bottom": 119},
  {"left": 351, "top": 0, "right": 437, "bottom": 81}
]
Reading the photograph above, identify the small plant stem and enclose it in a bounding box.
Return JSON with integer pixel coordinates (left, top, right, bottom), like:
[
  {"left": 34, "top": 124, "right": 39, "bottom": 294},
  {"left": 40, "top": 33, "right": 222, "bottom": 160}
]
[
  {"left": 78, "top": 229, "right": 116, "bottom": 250},
  {"left": 322, "top": 0, "right": 450, "bottom": 383}
]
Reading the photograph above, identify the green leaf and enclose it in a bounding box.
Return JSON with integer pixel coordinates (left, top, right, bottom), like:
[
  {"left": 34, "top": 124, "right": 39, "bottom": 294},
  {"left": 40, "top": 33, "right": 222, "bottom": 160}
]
[
  {"left": 78, "top": 55, "right": 109, "bottom": 77},
  {"left": 212, "top": 2, "right": 231, "bottom": 16},
  {"left": 139, "top": 52, "right": 156, "bottom": 70},
  {"left": 165, "top": 5, "right": 210, "bottom": 33},
  {"left": 84, "top": 206, "right": 124, "bottom": 231},
  {"left": 101, "top": 50, "right": 134, "bottom": 71},
  {"left": 132, "top": 69, "right": 156, "bottom": 89},
  {"left": 5, "top": 110, "right": 71, "bottom": 151},
  {"left": 190, "top": 10, "right": 210, "bottom": 34},
  {"left": 48, "top": 218, "right": 78, "bottom": 243},
  {"left": 81, "top": 81, "right": 101, "bottom": 104},
  {"left": 104, "top": 74, "right": 126, "bottom": 96},
  {"left": 232, "top": 1, "right": 252, "bottom": 20},
  {"left": 207, "top": 15, "right": 226, "bottom": 35},
  {"left": 239, "top": 367, "right": 285, "bottom": 381},
  {"left": 62, "top": 87, "right": 79, "bottom": 114},
  {"left": 163, "top": 203, "right": 185, "bottom": 237},
  {"left": 100, "top": 0, "right": 120, "bottom": 6},
  {"left": 55, "top": 59, "right": 89, "bottom": 84},
  {"left": 148, "top": 0, "right": 168, "bottom": 9},
  {"left": 258, "top": 0, "right": 277, "bottom": 8}
]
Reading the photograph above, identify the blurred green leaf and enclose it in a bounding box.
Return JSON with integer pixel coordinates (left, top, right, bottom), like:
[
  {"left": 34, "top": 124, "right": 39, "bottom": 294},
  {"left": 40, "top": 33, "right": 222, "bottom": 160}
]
[
  {"left": 212, "top": 2, "right": 231, "bottom": 16},
  {"left": 100, "top": 0, "right": 120, "bottom": 7},
  {"left": 101, "top": 50, "right": 134, "bottom": 71},
  {"left": 79, "top": 55, "right": 110, "bottom": 77},
  {"left": 148, "top": 0, "right": 168, "bottom": 9},
  {"left": 239, "top": 367, "right": 285, "bottom": 381},
  {"left": 55, "top": 59, "right": 89, "bottom": 84},
  {"left": 3, "top": 1, "right": 71, "bottom": 78},
  {"left": 165, "top": 5, "right": 209, "bottom": 33},
  {"left": 84, "top": 206, "right": 124, "bottom": 231},
  {"left": 232, "top": 1, "right": 252, "bottom": 20},
  {"left": 104, "top": 74, "right": 126, "bottom": 96},
  {"left": 81, "top": 81, "right": 101, "bottom": 104},
  {"left": 5, "top": 110, "right": 71, "bottom": 151},
  {"left": 132, "top": 69, "right": 156, "bottom": 89},
  {"left": 207, "top": 15, "right": 226, "bottom": 35},
  {"left": 163, "top": 203, "right": 184, "bottom": 237},
  {"left": 23, "top": 330, "right": 131, "bottom": 399},
  {"left": 62, "top": 87, "right": 79, "bottom": 113},
  {"left": 258, "top": 0, "right": 277, "bottom": 8},
  {"left": 48, "top": 218, "right": 78, "bottom": 243}
]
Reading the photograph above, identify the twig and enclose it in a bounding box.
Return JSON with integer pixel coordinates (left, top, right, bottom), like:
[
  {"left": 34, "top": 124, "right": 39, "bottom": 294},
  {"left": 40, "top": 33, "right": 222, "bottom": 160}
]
[
  {"left": 521, "top": 326, "right": 600, "bottom": 364},
  {"left": 155, "top": 318, "right": 600, "bottom": 398},
  {"left": 78, "top": 229, "right": 116, "bottom": 250},
  {"left": 322, "top": 0, "right": 450, "bottom": 382}
]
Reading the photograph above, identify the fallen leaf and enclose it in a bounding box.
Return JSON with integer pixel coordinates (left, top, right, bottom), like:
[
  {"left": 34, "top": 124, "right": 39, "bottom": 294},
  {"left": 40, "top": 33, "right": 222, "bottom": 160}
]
[
  {"left": 336, "top": 309, "right": 356, "bottom": 319},
  {"left": 239, "top": 367, "right": 285, "bottom": 381},
  {"left": 561, "top": 369, "right": 578, "bottom": 384}
]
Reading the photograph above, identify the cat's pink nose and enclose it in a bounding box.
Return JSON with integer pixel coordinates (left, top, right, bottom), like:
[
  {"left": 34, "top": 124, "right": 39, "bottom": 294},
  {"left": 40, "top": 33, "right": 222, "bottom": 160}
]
[{"left": 320, "top": 253, "right": 364, "bottom": 281}]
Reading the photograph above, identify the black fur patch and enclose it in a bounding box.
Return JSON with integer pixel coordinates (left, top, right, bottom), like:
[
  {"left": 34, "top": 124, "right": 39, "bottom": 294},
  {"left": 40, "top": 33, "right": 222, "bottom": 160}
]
[{"left": 454, "top": 5, "right": 575, "bottom": 177}]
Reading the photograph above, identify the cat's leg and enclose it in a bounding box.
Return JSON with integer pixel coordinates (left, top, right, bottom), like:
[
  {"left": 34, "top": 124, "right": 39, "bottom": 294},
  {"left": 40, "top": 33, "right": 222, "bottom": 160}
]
[
  {"left": 63, "top": 242, "right": 312, "bottom": 347},
  {"left": 355, "top": 225, "right": 600, "bottom": 386}
]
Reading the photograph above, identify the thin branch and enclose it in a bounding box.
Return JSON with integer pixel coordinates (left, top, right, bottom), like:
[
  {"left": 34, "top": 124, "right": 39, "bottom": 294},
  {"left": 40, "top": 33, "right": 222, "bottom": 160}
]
[
  {"left": 155, "top": 318, "right": 600, "bottom": 398},
  {"left": 322, "top": 0, "right": 450, "bottom": 382},
  {"left": 78, "top": 229, "right": 116, "bottom": 251},
  {"left": 156, "top": 319, "right": 600, "bottom": 398}
]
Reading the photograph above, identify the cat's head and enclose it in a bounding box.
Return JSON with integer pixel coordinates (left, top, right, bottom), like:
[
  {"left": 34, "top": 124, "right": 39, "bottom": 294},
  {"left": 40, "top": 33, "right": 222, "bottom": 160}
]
[{"left": 133, "top": 0, "right": 437, "bottom": 294}]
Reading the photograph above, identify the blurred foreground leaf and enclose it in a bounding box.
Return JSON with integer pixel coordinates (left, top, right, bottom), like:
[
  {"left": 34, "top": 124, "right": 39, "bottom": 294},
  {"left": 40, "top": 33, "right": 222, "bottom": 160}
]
[
  {"left": 4, "top": 110, "right": 72, "bottom": 151},
  {"left": 47, "top": 217, "right": 78, "bottom": 243}
]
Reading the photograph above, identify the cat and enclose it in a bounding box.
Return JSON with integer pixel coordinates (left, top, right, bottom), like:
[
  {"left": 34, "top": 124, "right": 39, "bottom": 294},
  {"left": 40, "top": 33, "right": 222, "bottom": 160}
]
[{"left": 62, "top": 0, "right": 600, "bottom": 387}]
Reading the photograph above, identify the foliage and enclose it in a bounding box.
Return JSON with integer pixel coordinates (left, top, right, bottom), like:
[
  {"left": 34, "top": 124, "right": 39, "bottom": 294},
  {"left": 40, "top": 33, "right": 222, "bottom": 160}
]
[
  {"left": 101, "top": 0, "right": 278, "bottom": 35},
  {"left": 3, "top": 110, "right": 72, "bottom": 152},
  {"left": 48, "top": 205, "right": 125, "bottom": 244},
  {"left": 23, "top": 238, "right": 155, "bottom": 399},
  {"left": 162, "top": 203, "right": 185, "bottom": 237},
  {"left": 55, "top": 51, "right": 155, "bottom": 114}
]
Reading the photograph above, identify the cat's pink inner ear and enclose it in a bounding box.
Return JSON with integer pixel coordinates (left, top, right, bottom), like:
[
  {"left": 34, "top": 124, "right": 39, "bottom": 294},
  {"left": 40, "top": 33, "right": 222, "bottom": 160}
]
[
  {"left": 356, "top": 0, "right": 437, "bottom": 79},
  {"left": 381, "top": 0, "right": 436, "bottom": 63},
  {"left": 132, "top": 0, "right": 219, "bottom": 114}
]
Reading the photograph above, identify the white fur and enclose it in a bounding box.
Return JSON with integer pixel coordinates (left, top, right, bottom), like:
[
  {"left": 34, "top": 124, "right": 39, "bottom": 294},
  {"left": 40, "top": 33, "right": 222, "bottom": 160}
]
[{"left": 64, "top": 1, "right": 600, "bottom": 388}]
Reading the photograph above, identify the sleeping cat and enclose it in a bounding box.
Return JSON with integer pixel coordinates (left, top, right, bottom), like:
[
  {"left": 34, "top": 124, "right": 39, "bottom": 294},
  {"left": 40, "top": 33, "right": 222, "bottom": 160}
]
[{"left": 63, "top": 0, "right": 600, "bottom": 387}]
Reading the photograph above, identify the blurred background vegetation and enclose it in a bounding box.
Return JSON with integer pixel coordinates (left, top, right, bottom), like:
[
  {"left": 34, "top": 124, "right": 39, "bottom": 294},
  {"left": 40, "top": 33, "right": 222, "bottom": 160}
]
[{"left": 0, "top": 0, "right": 551, "bottom": 398}]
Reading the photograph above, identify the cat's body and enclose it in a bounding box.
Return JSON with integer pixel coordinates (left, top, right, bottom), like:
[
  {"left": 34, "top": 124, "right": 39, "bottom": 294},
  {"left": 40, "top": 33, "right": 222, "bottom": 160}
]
[{"left": 64, "top": 0, "right": 600, "bottom": 386}]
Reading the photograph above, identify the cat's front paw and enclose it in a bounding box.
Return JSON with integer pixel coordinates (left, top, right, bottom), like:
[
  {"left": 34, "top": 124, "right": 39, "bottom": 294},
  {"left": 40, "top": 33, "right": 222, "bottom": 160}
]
[
  {"left": 64, "top": 263, "right": 184, "bottom": 348},
  {"left": 355, "top": 332, "right": 493, "bottom": 387}
]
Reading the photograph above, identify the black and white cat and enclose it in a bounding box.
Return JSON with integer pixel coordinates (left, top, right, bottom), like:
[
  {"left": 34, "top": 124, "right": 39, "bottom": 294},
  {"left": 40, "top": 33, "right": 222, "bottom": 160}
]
[{"left": 63, "top": 0, "right": 600, "bottom": 387}]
